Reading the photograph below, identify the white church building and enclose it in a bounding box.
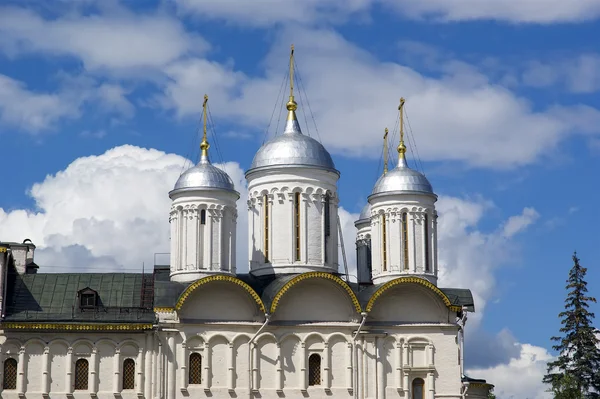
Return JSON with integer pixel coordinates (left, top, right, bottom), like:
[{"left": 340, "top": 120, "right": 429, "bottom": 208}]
[{"left": 0, "top": 49, "right": 493, "bottom": 399}]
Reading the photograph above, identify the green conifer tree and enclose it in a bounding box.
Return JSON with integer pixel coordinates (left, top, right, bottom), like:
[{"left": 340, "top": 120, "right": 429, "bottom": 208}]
[{"left": 543, "top": 253, "right": 600, "bottom": 398}]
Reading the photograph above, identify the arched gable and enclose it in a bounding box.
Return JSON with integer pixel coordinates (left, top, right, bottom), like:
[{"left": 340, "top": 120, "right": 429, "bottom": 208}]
[
  {"left": 366, "top": 277, "right": 461, "bottom": 312},
  {"left": 366, "top": 277, "right": 458, "bottom": 323},
  {"left": 270, "top": 272, "right": 361, "bottom": 316},
  {"left": 176, "top": 275, "right": 265, "bottom": 321}
]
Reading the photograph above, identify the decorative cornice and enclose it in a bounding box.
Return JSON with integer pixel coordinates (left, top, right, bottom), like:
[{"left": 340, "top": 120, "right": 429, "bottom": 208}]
[
  {"left": 154, "top": 307, "right": 175, "bottom": 313},
  {"left": 1, "top": 323, "right": 153, "bottom": 331},
  {"left": 270, "top": 272, "right": 362, "bottom": 314},
  {"left": 366, "top": 277, "right": 461, "bottom": 312},
  {"left": 176, "top": 274, "right": 265, "bottom": 313}
]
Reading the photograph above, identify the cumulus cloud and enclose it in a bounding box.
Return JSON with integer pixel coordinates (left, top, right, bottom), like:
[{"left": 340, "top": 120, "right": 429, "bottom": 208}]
[
  {"left": 502, "top": 207, "right": 540, "bottom": 238},
  {"left": 468, "top": 344, "right": 553, "bottom": 399}
]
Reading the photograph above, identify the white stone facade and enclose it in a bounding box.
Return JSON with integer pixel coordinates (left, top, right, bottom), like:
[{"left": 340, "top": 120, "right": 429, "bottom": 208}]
[
  {"left": 368, "top": 194, "right": 438, "bottom": 286},
  {"left": 246, "top": 168, "right": 340, "bottom": 276},
  {"left": 169, "top": 190, "right": 238, "bottom": 282}
]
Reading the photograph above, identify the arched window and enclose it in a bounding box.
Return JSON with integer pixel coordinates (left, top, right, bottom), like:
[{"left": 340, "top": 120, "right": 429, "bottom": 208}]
[
  {"left": 424, "top": 214, "right": 430, "bottom": 272},
  {"left": 200, "top": 209, "right": 206, "bottom": 225},
  {"left": 2, "top": 358, "right": 17, "bottom": 390},
  {"left": 381, "top": 213, "right": 387, "bottom": 271},
  {"left": 122, "top": 358, "right": 135, "bottom": 390},
  {"left": 74, "top": 359, "right": 89, "bottom": 390},
  {"left": 308, "top": 354, "right": 321, "bottom": 386},
  {"left": 264, "top": 194, "right": 269, "bottom": 262},
  {"left": 189, "top": 353, "right": 202, "bottom": 385},
  {"left": 402, "top": 212, "right": 409, "bottom": 270},
  {"left": 294, "top": 192, "right": 301, "bottom": 261},
  {"left": 412, "top": 378, "right": 424, "bottom": 399}
]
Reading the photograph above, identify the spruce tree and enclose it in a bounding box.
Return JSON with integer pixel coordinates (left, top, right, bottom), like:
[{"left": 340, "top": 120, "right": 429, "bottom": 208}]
[{"left": 543, "top": 253, "right": 600, "bottom": 398}]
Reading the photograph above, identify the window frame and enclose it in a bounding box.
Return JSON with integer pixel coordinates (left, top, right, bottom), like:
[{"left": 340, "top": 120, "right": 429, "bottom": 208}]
[
  {"left": 264, "top": 194, "right": 269, "bottom": 263},
  {"left": 382, "top": 212, "right": 387, "bottom": 272},
  {"left": 294, "top": 192, "right": 301, "bottom": 261},
  {"left": 412, "top": 377, "right": 425, "bottom": 399},
  {"left": 122, "top": 358, "right": 136, "bottom": 390},
  {"left": 402, "top": 212, "right": 409, "bottom": 270},
  {"left": 188, "top": 352, "right": 202, "bottom": 385},
  {"left": 308, "top": 353, "right": 322, "bottom": 386},
  {"left": 74, "top": 358, "right": 89, "bottom": 391},
  {"left": 2, "top": 357, "right": 17, "bottom": 390}
]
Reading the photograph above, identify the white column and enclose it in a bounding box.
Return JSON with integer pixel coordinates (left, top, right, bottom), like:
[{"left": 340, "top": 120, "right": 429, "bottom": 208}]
[
  {"left": 196, "top": 208, "right": 202, "bottom": 270},
  {"left": 157, "top": 340, "right": 163, "bottom": 399},
  {"left": 303, "top": 194, "right": 309, "bottom": 264},
  {"left": 180, "top": 342, "right": 188, "bottom": 391},
  {"left": 300, "top": 342, "right": 307, "bottom": 390},
  {"left": 276, "top": 343, "right": 283, "bottom": 391},
  {"left": 90, "top": 346, "right": 98, "bottom": 395},
  {"left": 168, "top": 334, "right": 176, "bottom": 398},
  {"left": 427, "top": 372, "right": 435, "bottom": 399},
  {"left": 145, "top": 333, "right": 153, "bottom": 398},
  {"left": 347, "top": 342, "right": 353, "bottom": 390},
  {"left": 357, "top": 339, "right": 364, "bottom": 399},
  {"left": 433, "top": 213, "right": 438, "bottom": 276},
  {"left": 231, "top": 210, "right": 237, "bottom": 273},
  {"left": 421, "top": 213, "right": 428, "bottom": 273},
  {"left": 170, "top": 209, "right": 178, "bottom": 272},
  {"left": 208, "top": 211, "right": 214, "bottom": 270},
  {"left": 395, "top": 342, "right": 402, "bottom": 390},
  {"left": 269, "top": 196, "right": 274, "bottom": 263},
  {"left": 409, "top": 212, "right": 416, "bottom": 273},
  {"left": 136, "top": 347, "right": 144, "bottom": 397},
  {"left": 218, "top": 210, "right": 224, "bottom": 270},
  {"left": 17, "top": 347, "right": 25, "bottom": 395},
  {"left": 65, "top": 347, "right": 73, "bottom": 395},
  {"left": 248, "top": 200, "right": 254, "bottom": 267},
  {"left": 113, "top": 348, "right": 121, "bottom": 394},
  {"left": 402, "top": 343, "right": 409, "bottom": 394},
  {"left": 376, "top": 338, "right": 385, "bottom": 399},
  {"left": 428, "top": 343, "right": 434, "bottom": 366},
  {"left": 204, "top": 342, "right": 212, "bottom": 390},
  {"left": 321, "top": 195, "right": 326, "bottom": 264},
  {"left": 177, "top": 208, "right": 183, "bottom": 271},
  {"left": 42, "top": 346, "right": 50, "bottom": 395},
  {"left": 228, "top": 342, "right": 235, "bottom": 390},
  {"left": 252, "top": 344, "right": 259, "bottom": 390},
  {"left": 289, "top": 193, "right": 295, "bottom": 262},
  {"left": 323, "top": 342, "right": 331, "bottom": 389}
]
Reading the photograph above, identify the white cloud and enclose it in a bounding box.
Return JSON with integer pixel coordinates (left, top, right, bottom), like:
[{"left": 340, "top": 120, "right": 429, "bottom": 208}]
[
  {"left": 0, "top": 73, "right": 134, "bottom": 133},
  {"left": 384, "top": 0, "right": 600, "bottom": 23},
  {"left": 0, "top": 6, "right": 207, "bottom": 73},
  {"left": 502, "top": 207, "right": 540, "bottom": 238},
  {"left": 159, "top": 27, "right": 600, "bottom": 169},
  {"left": 173, "top": 0, "right": 371, "bottom": 26},
  {"left": 522, "top": 54, "right": 600, "bottom": 93},
  {"left": 0, "top": 74, "right": 80, "bottom": 132},
  {"left": 467, "top": 344, "right": 553, "bottom": 399}
]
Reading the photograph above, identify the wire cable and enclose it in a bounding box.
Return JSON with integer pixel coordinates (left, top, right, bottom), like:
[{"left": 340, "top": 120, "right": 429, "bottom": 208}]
[{"left": 263, "top": 69, "right": 288, "bottom": 144}]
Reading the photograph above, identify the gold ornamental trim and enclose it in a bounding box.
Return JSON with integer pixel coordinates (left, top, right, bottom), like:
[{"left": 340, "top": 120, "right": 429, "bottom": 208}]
[
  {"left": 0, "top": 247, "right": 7, "bottom": 253},
  {"left": 1, "top": 323, "right": 153, "bottom": 331},
  {"left": 270, "top": 272, "right": 362, "bottom": 314},
  {"left": 176, "top": 275, "right": 266, "bottom": 313},
  {"left": 366, "top": 277, "right": 462, "bottom": 312},
  {"left": 154, "top": 307, "right": 175, "bottom": 313}
]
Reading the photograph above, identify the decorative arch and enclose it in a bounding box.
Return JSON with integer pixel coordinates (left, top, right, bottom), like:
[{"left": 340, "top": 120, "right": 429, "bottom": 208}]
[
  {"left": 366, "top": 277, "right": 461, "bottom": 312},
  {"left": 270, "top": 272, "right": 361, "bottom": 314},
  {"left": 176, "top": 274, "right": 266, "bottom": 313},
  {"left": 326, "top": 333, "right": 350, "bottom": 345}
]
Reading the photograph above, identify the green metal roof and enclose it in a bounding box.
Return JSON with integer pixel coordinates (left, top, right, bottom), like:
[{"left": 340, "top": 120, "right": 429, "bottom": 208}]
[{"left": 3, "top": 273, "right": 156, "bottom": 323}]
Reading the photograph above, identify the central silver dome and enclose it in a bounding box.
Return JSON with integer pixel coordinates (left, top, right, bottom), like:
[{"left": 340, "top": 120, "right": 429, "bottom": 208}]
[
  {"left": 371, "top": 158, "right": 434, "bottom": 196},
  {"left": 171, "top": 156, "right": 237, "bottom": 195},
  {"left": 248, "top": 117, "right": 337, "bottom": 174}
]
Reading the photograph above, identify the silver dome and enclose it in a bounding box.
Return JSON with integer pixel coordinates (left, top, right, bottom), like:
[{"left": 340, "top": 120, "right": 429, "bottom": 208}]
[
  {"left": 357, "top": 203, "right": 371, "bottom": 222},
  {"left": 371, "top": 157, "right": 434, "bottom": 196},
  {"left": 247, "top": 116, "right": 337, "bottom": 174},
  {"left": 171, "top": 155, "right": 237, "bottom": 195}
]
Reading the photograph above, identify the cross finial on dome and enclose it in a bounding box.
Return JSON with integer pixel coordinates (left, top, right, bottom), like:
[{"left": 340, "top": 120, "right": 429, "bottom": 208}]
[
  {"left": 383, "top": 128, "right": 389, "bottom": 174},
  {"left": 200, "top": 94, "right": 210, "bottom": 163},
  {"left": 283, "top": 44, "right": 302, "bottom": 135},
  {"left": 397, "top": 97, "right": 407, "bottom": 168}
]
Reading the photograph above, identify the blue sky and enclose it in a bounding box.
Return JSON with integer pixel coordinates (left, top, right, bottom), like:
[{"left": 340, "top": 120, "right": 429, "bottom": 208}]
[{"left": 1, "top": 1, "right": 600, "bottom": 397}]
